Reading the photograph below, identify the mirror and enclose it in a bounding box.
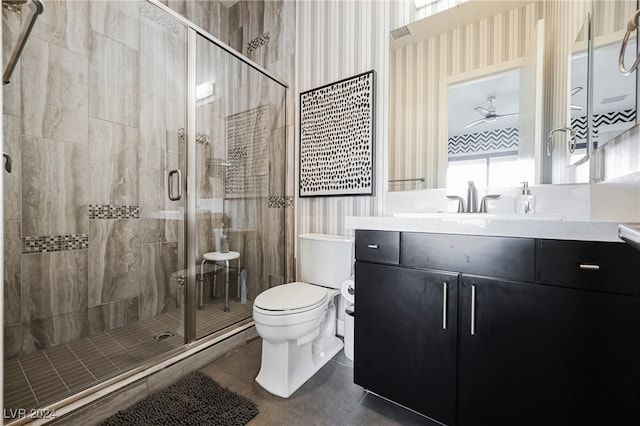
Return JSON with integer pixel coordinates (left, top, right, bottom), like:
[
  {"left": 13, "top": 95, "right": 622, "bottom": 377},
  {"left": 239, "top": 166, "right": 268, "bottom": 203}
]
[
  {"left": 443, "top": 17, "right": 545, "bottom": 189},
  {"left": 389, "top": 0, "right": 640, "bottom": 191},
  {"left": 444, "top": 64, "right": 536, "bottom": 188},
  {"left": 567, "top": 18, "right": 590, "bottom": 173},
  {"left": 446, "top": 67, "right": 522, "bottom": 188},
  {"left": 389, "top": 1, "right": 544, "bottom": 191},
  {"left": 591, "top": 0, "right": 638, "bottom": 149},
  {"left": 553, "top": 0, "right": 637, "bottom": 184}
]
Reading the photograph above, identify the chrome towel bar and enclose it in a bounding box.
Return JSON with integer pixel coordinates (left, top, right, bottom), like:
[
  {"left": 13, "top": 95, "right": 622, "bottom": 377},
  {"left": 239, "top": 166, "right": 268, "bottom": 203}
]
[
  {"left": 547, "top": 126, "right": 576, "bottom": 156},
  {"left": 619, "top": 10, "right": 640, "bottom": 75},
  {"left": 2, "top": 0, "right": 44, "bottom": 85},
  {"left": 388, "top": 177, "right": 425, "bottom": 183}
]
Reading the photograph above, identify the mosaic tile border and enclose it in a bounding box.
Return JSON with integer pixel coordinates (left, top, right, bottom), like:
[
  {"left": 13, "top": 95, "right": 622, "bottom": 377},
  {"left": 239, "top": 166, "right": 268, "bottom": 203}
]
[
  {"left": 22, "top": 234, "right": 89, "bottom": 254},
  {"left": 89, "top": 205, "right": 140, "bottom": 219},
  {"left": 268, "top": 195, "right": 293, "bottom": 208}
]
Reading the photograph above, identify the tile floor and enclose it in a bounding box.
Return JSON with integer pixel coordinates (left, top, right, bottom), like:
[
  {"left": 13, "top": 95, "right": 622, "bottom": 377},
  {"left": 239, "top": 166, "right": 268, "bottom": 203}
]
[
  {"left": 200, "top": 338, "right": 438, "bottom": 426},
  {"left": 3, "top": 300, "right": 253, "bottom": 417}
]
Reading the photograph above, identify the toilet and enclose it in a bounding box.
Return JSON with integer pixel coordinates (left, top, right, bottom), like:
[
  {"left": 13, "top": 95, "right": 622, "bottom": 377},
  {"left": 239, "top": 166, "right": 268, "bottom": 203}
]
[{"left": 253, "top": 233, "right": 354, "bottom": 398}]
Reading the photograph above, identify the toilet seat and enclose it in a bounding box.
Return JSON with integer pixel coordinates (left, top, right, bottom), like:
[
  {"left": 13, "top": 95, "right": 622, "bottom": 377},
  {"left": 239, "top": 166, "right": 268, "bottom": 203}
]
[{"left": 254, "top": 282, "right": 328, "bottom": 315}]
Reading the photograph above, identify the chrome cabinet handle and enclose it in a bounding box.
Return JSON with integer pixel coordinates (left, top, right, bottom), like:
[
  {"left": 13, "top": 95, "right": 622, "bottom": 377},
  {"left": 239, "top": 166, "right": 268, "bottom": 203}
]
[
  {"left": 442, "top": 282, "right": 448, "bottom": 330},
  {"left": 579, "top": 263, "right": 600, "bottom": 270},
  {"left": 471, "top": 285, "right": 476, "bottom": 336},
  {"left": 168, "top": 169, "right": 182, "bottom": 201},
  {"left": 367, "top": 244, "right": 379, "bottom": 249}
]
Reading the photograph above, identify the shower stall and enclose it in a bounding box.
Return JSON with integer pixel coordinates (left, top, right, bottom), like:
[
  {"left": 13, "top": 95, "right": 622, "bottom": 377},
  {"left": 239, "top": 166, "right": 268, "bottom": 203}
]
[{"left": 2, "top": 0, "right": 287, "bottom": 418}]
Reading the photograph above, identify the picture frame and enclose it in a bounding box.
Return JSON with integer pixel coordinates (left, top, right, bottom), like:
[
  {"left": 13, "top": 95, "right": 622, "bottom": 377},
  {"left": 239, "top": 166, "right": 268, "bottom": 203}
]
[{"left": 299, "top": 70, "right": 375, "bottom": 197}]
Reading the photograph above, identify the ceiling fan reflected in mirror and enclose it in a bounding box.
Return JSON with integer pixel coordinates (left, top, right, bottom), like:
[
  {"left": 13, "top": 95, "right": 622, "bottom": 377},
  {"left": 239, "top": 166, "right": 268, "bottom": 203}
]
[
  {"left": 464, "top": 96, "right": 518, "bottom": 129},
  {"left": 570, "top": 86, "right": 584, "bottom": 111}
]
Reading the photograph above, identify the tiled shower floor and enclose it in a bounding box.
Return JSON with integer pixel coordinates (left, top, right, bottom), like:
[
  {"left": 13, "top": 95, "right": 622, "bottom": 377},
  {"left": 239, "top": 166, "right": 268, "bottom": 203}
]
[{"left": 3, "top": 300, "right": 253, "bottom": 416}]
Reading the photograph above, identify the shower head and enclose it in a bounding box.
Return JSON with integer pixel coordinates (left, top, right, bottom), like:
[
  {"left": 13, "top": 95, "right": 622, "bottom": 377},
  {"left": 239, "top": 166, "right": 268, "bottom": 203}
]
[{"left": 139, "top": 2, "right": 181, "bottom": 35}]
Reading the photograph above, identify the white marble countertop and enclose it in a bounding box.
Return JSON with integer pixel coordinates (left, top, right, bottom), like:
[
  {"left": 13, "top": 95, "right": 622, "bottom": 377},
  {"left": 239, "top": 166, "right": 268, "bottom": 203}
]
[{"left": 346, "top": 214, "right": 640, "bottom": 243}]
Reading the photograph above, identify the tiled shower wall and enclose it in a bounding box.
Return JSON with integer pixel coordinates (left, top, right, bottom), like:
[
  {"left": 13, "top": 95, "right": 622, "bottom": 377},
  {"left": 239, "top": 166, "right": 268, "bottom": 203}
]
[
  {"left": 163, "top": 0, "right": 293, "bottom": 288},
  {"left": 3, "top": 0, "right": 293, "bottom": 358},
  {"left": 191, "top": 42, "right": 288, "bottom": 302},
  {"left": 3, "top": 0, "right": 180, "bottom": 357},
  {"left": 223, "top": 0, "right": 296, "bottom": 283},
  {"left": 2, "top": 1, "right": 185, "bottom": 358}
]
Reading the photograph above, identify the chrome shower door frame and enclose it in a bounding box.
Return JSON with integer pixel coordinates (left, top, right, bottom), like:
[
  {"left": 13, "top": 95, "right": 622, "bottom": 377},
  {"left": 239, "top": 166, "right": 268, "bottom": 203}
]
[
  {"left": 184, "top": 28, "right": 197, "bottom": 343},
  {"left": 146, "top": 0, "right": 288, "bottom": 344}
]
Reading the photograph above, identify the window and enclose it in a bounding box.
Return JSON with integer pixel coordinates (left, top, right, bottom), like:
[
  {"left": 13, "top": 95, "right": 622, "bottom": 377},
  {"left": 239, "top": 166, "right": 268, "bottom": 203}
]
[{"left": 447, "top": 155, "right": 532, "bottom": 189}]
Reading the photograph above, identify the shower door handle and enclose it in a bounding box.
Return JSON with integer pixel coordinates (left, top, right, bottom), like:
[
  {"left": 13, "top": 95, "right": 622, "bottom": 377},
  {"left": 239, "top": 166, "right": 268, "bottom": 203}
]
[
  {"left": 168, "top": 169, "right": 182, "bottom": 201},
  {"left": 3, "top": 153, "right": 11, "bottom": 173}
]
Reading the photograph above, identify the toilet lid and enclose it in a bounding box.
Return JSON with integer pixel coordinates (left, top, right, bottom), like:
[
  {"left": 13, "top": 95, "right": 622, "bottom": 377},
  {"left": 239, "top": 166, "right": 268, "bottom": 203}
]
[{"left": 254, "top": 282, "right": 328, "bottom": 312}]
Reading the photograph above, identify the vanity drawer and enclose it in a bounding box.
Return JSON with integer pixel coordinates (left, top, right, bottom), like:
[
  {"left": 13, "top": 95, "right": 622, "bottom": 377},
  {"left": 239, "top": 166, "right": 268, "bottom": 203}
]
[
  {"left": 401, "top": 232, "right": 535, "bottom": 282},
  {"left": 355, "top": 230, "right": 400, "bottom": 265},
  {"left": 538, "top": 240, "right": 640, "bottom": 296}
]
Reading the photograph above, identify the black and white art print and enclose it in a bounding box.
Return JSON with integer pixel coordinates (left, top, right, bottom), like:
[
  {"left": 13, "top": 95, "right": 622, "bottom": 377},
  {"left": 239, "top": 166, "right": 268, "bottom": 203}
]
[{"left": 299, "top": 70, "right": 375, "bottom": 197}]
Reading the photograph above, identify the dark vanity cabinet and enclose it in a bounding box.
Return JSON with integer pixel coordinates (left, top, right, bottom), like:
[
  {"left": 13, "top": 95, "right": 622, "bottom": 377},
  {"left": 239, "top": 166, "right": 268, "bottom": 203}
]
[
  {"left": 354, "top": 230, "right": 640, "bottom": 425},
  {"left": 355, "top": 262, "right": 458, "bottom": 425},
  {"left": 458, "top": 275, "right": 640, "bottom": 425}
]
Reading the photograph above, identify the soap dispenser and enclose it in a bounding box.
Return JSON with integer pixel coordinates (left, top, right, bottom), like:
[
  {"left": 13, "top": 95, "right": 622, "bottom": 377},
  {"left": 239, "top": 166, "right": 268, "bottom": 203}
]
[{"left": 516, "top": 181, "right": 535, "bottom": 214}]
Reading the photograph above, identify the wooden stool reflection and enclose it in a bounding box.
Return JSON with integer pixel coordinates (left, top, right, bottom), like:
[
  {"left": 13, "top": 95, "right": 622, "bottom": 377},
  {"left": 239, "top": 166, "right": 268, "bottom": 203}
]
[{"left": 200, "top": 251, "right": 240, "bottom": 312}]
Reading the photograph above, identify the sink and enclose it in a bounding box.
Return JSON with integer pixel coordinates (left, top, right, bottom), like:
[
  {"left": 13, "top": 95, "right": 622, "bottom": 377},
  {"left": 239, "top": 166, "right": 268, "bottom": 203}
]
[{"left": 392, "top": 212, "right": 563, "bottom": 220}]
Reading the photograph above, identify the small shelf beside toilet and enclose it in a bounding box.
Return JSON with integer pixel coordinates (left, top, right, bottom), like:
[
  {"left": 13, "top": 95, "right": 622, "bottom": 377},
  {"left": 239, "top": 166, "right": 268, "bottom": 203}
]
[{"left": 200, "top": 251, "right": 241, "bottom": 312}]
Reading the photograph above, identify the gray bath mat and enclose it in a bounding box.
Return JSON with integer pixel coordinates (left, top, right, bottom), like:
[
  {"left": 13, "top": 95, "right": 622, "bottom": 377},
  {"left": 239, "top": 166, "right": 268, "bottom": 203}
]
[{"left": 99, "top": 371, "right": 258, "bottom": 426}]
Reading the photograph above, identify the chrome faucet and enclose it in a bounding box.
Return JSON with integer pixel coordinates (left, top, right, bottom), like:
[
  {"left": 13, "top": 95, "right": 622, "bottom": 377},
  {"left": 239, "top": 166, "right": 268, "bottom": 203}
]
[
  {"left": 446, "top": 195, "right": 465, "bottom": 212},
  {"left": 448, "top": 182, "right": 500, "bottom": 213},
  {"left": 479, "top": 194, "right": 501, "bottom": 213},
  {"left": 466, "top": 181, "right": 477, "bottom": 213}
]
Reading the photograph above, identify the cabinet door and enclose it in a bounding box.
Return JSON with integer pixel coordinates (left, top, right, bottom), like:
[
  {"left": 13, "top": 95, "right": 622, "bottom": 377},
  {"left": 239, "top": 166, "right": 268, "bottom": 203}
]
[
  {"left": 354, "top": 262, "right": 458, "bottom": 425},
  {"left": 458, "top": 275, "right": 640, "bottom": 426}
]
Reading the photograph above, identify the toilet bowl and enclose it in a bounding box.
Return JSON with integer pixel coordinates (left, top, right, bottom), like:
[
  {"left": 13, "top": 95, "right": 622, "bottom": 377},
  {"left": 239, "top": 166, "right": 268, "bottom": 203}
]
[{"left": 253, "top": 233, "right": 354, "bottom": 398}]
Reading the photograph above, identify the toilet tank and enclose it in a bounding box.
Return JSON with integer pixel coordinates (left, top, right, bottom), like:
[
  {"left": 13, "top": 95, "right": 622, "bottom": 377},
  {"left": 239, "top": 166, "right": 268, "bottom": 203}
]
[{"left": 298, "top": 233, "right": 354, "bottom": 289}]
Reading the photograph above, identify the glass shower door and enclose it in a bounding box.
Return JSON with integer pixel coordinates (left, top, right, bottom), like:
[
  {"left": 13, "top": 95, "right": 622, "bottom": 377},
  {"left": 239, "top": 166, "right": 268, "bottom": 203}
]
[
  {"left": 2, "top": 0, "right": 188, "bottom": 416},
  {"left": 135, "top": 1, "right": 188, "bottom": 345},
  {"left": 192, "top": 33, "right": 287, "bottom": 340}
]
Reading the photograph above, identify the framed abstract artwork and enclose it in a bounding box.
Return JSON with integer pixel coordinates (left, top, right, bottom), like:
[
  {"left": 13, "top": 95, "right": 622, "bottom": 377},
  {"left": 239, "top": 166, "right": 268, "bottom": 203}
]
[{"left": 299, "top": 70, "right": 375, "bottom": 197}]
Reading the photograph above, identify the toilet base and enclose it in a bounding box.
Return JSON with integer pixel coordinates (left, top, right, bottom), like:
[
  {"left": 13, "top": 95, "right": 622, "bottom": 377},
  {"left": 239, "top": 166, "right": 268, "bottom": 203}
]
[{"left": 255, "top": 335, "right": 343, "bottom": 398}]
